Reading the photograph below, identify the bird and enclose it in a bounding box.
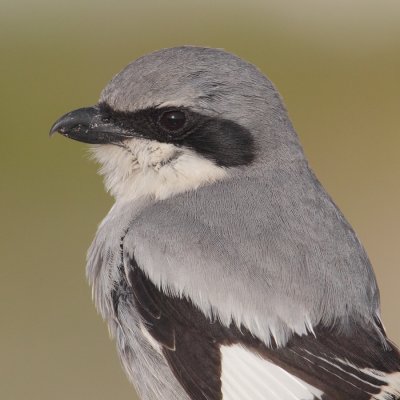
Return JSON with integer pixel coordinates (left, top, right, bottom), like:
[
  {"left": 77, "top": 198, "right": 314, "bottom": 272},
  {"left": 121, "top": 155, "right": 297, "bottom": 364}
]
[{"left": 50, "top": 46, "right": 400, "bottom": 400}]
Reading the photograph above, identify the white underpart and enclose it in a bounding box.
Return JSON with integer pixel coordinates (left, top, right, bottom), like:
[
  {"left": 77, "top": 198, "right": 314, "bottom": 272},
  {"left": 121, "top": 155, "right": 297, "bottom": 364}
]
[
  {"left": 221, "top": 345, "right": 323, "bottom": 400},
  {"left": 90, "top": 138, "right": 227, "bottom": 202}
]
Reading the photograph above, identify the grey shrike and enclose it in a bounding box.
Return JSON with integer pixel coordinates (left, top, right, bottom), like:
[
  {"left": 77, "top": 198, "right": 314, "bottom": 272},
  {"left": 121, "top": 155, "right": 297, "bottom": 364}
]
[{"left": 50, "top": 46, "right": 400, "bottom": 400}]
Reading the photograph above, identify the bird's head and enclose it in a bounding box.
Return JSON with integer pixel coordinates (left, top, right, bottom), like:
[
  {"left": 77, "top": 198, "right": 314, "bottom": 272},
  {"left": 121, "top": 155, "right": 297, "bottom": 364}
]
[{"left": 50, "top": 46, "right": 304, "bottom": 201}]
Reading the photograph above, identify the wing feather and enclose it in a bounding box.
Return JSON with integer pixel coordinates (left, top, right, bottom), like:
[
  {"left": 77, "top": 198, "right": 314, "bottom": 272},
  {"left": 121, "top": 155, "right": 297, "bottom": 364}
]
[
  {"left": 221, "top": 344, "right": 321, "bottom": 400},
  {"left": 110, "top": 254, "right": 400, "bottom": 400}
]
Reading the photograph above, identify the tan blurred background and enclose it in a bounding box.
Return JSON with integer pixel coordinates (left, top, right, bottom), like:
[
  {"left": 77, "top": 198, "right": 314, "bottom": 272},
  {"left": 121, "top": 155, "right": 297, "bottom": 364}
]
[{"left": 1, "top": 0, "right": 399, "bottom": 398}]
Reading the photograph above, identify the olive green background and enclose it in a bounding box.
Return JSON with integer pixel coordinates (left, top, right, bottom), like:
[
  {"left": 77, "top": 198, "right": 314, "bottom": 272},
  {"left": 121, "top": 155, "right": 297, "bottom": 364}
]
[{"left": 1, "top": 0, "right": 399, "bottom": 399}]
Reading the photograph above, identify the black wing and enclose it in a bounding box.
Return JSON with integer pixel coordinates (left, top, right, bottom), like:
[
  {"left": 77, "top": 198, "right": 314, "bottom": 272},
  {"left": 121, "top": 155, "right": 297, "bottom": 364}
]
[{"left": 112, "top": 255, "right": 400, "bottom": 400}]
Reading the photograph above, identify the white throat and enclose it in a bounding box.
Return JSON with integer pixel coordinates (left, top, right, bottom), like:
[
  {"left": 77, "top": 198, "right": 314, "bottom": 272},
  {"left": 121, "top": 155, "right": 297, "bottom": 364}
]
[{"left": 90, "top": 138, "right": 227, "bottom": 202}]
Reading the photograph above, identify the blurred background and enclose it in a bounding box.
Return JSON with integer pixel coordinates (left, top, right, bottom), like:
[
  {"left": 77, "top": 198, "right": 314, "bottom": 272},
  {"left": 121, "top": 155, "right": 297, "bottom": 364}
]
[{"left": 1, "top": 0, "right": 399, "bottom": 398}]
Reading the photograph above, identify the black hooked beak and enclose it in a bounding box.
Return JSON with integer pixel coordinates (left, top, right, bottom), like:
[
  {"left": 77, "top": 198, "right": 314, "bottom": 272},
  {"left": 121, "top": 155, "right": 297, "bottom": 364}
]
[{"left": 49, "top": 106, "right": 136, "bottom": 144}]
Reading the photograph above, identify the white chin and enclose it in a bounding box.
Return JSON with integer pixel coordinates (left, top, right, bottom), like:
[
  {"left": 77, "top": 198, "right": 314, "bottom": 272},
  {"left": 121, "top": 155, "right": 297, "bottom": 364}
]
[{"left": 89, "top": 138, "right": 227, "bottom": 202}]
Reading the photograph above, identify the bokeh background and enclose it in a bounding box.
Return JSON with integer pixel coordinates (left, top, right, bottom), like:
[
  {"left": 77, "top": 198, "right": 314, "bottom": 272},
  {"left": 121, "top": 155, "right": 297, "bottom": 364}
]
[{"left": 1, "top": 0, "right": 399, "bottom": 399}]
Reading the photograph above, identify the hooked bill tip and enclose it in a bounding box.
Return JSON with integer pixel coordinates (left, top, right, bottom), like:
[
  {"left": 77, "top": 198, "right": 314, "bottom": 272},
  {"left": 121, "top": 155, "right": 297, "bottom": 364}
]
[
  {"left": 49, "top": 121, "right": 62, "bottom": 137},
  {"left": 48, "top": 108, "right": 89, "bottom": 139}
]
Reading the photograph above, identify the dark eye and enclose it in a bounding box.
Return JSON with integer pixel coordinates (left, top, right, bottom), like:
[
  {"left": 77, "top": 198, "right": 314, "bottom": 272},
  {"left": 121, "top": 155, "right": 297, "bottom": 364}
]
[{"left": 158, "top": 110, "right": 186, "bottom": 131}]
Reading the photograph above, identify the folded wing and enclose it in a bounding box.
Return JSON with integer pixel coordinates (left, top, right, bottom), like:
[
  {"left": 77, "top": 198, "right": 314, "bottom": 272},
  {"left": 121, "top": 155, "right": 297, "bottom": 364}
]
[{"left": 113, "top": 254, "right": 400, "bottom": 400}]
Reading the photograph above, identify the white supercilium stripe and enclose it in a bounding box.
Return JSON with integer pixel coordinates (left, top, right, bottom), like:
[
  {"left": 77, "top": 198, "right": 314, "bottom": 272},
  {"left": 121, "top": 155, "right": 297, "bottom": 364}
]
[{"left": 221, "top": 345, "right": 323, "bottom": 400}]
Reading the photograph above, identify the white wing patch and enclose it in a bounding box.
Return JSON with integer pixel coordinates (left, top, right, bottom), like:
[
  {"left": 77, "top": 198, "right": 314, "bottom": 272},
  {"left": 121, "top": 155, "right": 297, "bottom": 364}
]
[
  {"left": 329, "top": 357, "right": 400, "bottom": 399},
  {"left": 368, "top": 370, "right": 400, "bottom": 400},
  {"left": 221, "top": 345, "right": 323, "bottom": 400}
]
